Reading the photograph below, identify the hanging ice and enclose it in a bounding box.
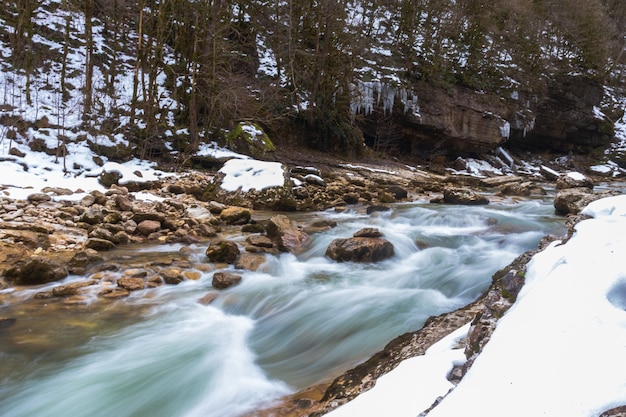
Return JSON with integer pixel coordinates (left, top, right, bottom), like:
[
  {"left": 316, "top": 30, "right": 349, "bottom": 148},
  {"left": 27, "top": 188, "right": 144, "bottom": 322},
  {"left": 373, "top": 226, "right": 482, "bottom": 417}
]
[{"left": 351, "top": 80, "right": 419, "bottom": 117}]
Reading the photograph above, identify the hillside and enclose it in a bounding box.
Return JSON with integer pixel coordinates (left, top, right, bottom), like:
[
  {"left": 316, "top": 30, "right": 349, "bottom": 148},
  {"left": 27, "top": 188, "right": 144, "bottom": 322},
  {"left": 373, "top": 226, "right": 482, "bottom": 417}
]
[{"left": 1, "top": 0, "right": 625, "bottom": 168}]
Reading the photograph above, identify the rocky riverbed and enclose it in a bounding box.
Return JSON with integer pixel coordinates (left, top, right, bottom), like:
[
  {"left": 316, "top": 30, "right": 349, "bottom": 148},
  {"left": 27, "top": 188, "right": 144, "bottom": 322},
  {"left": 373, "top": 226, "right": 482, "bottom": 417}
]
[{"left": 1, "top": 150, "right": 624, "bottom": 416}]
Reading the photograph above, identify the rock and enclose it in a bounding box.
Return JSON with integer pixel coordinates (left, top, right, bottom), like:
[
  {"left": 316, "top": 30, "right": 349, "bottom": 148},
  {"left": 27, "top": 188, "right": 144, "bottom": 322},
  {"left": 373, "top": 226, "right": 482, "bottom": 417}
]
[
  {"left": 305, "top": 174, "right": 326, "bottom": 187},
  {"left": 85, "top": 238, "right": 115, "bottom": 251},
  {"left": 132, "top": 212, "right": 166, "bottom": 223},
  {"left": 553, "top": 188, "right": 599, "bottom": 215},
  {"left": 67, "top": 249, "right": 103, "bottom": 275},
  {"left": 325, "top": 237, "right": 395, "bottom": 263},
  {"left": 99, "top": 170, "right": 122, "bottom": 187},
  {"left": 161, "top": 268, "right": 184, "bottom": 285},
  {"left": 52, "top": 280, "right": 96, "bottom": 297},
  {"left": 441, "top": 187, "right": 489, "bottom": 205},
  {"left": 555, "top": 172, "right": 594, "bottom": 190},
  {"left": 81, "top": 208, "right": 105, "bottom": 225},
  {"left": 27, "top": 193, "right": 52, "bottom": 202},
  {"left": 186, "top": 205, "right": 214, "bottom": 220},
  {"left": 98, "top": 288, "right": 130, "bottom": 298},
  {"left": 117, "top": 277, "right": 146, "bottom": 291},
  {"left": 212, "top": 272, "right": 242, "bottom": 289},
  {"left": 137, "top": 220, "right": 162, "bottom": 236},
  {"left": 241, "top": 223, "right": 266, "bottom": 233},
  {"left": 343, "top": 193, "right": 360, "bottom": 205},
  {"left": 246, "top": 235, "right": 274, "bottom": 248},
  {"left": 198, "top": 292, "right": 219, "bottom": 305},
  {"left": 266, "top": 215, "right": 311, "bottom": 253},
  {"left": 387, "top": 186, "right": 408, "bottom": 200},
  {"left": 353, "top": 228, "right": 383, "bottom": 238},
  {"left": 42, "top": 187, "right": 73, "bottom": 196},
  {"left": 3, "top": 258, "right": 68, "bottom": 285},
  {"left": 235, "top": 253, "right": 267, "bottom": 271},
  {"left": 540, "top": 165, "right": 561, "bottom": 181},
  {"left": 499, "top": 181, "right": 533, "bottom": 196},
  {"left": 501, "top": 269, "right": 525, "bottom": 301},
  {"left": 219, "top": 206, "right": 251, "bottom": 225},
  {"left": 80, "top": 194, "right": 96, "bottom": 207},
  {"left": 366, "top": 205, "right": 391, "bottom": 214},
  {"left": 205, "top": 239, "right": 240, "bottom": 263},
  {"left": 115, "top": 195, "right": 134, "bottom": 211},
  {"left": 225, "top": 122, "right": 276, "bottom": 159}
]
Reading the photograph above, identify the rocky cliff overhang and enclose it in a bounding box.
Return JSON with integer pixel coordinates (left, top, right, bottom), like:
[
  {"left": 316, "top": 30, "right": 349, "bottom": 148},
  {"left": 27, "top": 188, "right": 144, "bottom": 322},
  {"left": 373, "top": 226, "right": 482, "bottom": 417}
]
[{"left": 354, "top": 76, "right": 613, "bottom": 157}]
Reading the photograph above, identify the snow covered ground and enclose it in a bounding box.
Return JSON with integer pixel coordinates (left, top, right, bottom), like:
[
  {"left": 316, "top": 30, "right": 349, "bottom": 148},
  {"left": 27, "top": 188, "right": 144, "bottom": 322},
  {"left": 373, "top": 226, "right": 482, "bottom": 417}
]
[{"left": 325, "top": 195, "right": 626, "bottom": 417}]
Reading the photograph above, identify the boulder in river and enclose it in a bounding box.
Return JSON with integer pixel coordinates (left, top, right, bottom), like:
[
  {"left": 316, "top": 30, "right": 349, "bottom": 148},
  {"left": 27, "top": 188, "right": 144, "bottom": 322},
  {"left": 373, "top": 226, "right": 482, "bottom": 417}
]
[
  {"left": 325, "top": 229, "right": 395, "bottom": 263},
  {"left": 3, "top": 257, "right": 68, "bottom": 285},
  {"left": 205, "top": 239, "right": 240, "bottom": 264},
  {"left": 266, "top": 215, "right": 310, "bottom": 253},
  {"left": 212, "top": 272, "right": 242, "bottom": 289}
]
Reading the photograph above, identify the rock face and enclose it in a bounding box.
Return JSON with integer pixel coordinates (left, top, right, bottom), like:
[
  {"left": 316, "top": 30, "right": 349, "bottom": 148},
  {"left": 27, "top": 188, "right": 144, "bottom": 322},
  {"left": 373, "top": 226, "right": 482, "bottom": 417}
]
[
  {"left": 357, "top": 76, "right": 611, "bottom": 157},
  {"left": 3, "top": 258, "right": 68, "bottom": 285},
  {"left": 266, "top": 215, "right": 310, "bottom": 253},
  {"left": 510, "top": 76, "right": 613, "bottom": 153},
  {"left": 325, "top": 228, "right": 394, "bottom": 263}
]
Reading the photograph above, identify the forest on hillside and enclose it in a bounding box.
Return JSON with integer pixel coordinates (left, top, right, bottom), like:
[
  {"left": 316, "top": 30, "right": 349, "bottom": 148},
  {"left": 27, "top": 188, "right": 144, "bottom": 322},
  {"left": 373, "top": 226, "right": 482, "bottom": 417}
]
[{"left": 1, "top": 0, "right": 625, "bottom": 158}]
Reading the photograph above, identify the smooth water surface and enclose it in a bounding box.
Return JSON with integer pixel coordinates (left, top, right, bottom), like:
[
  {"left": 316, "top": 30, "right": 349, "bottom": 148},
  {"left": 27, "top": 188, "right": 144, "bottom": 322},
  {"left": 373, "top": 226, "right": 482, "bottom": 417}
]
[{"left": 0, "top": 199, "right": 565, "bottom": 417}]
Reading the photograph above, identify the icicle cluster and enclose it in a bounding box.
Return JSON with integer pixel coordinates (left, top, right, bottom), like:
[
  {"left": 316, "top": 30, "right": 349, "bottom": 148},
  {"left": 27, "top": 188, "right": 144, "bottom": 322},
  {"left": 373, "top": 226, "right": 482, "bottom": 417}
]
[{"left": 351, "top": 81, "right": 420, "bottom": 117}]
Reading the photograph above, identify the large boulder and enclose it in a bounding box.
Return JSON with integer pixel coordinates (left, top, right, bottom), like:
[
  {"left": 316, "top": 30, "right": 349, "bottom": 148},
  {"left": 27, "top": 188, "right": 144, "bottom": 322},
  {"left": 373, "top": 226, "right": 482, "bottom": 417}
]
[
  {"left": 225, "top": 122, "right": 276, "bottom": 159},
  {"left": 266, "top": 215, "right": 311, "bottom": 253},
  {"left": 325, "top": 228, "right": 395, "bottom": 263},
  {"left": 3, "top": 258, "right": 68, "bottom": 285},
  {"left": 205, "top": 239, "right": 241, "bottom": 263}
]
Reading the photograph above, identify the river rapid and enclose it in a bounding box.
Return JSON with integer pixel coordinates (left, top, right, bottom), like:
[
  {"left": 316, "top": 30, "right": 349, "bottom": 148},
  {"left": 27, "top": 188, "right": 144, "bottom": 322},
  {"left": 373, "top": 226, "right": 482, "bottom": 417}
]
[{"left": 0, "top": 197, "right": 565, "bottom": 417}]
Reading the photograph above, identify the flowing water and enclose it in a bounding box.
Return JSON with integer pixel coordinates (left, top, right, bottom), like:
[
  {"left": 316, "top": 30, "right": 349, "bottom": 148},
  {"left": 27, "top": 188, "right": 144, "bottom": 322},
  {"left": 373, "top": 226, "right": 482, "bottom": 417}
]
[{"left": 0, "top": 198, "right": 565, "bottom": 417}]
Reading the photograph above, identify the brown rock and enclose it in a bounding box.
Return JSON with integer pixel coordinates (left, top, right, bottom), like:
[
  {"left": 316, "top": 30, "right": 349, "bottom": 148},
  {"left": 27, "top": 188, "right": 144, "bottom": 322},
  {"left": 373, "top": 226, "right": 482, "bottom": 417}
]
[
  {"left": 198, "top": 292, "right": 219, "bottom": 305},
  {"left": 353, "top": 228, "right": 383, "bottom": 238},
  {"left": 325, "top": 237, "right": 394, "bottom": 263},
  {"left": 246, "top": 235, "right": 274, "bottom": 248},
  {"left": 3, "top": 258, "right": 68, "bottom": 285},
  {"left": 212, "top": 272, "right": 242, "bottom": 289},
  {"left": 220, "top": 206, "right": 251, "bottom": 225},
  {"left": 556, "top": 172, "right": 594, "bottom": 190},
  {"left": 137, "top": 220, "right": 161, "bottom": 236},
  {"left": 85, "top": 238, "right": 115, "bottom": 251},
  {"left": 441, "top": 187, "right": 489, "bottom": 205},
  {"left": 553, "top": 187, "right": 597, "bottom": 215},
  {"left": 266, "top": 215, "right": 311, "bottom": 253},
  {"left": 115, "top": 195, "right": 134, "bottom": 211},
  {"left": 98, "top": 288, "right": 130, "bottom": 298},
  {"left": 27, "top": 193, "right": 52, "bottom": 202},
  {"left": 235, "top": 253, "right": 267, "bottom": 271},
  {"left": 117, "top": 277, "right": 146, "bottom": 291},
  {"left": 161, "top": 268, "right": 184, "bottom": 285},
  {"left": 52, "top": 280, "right": 97, "bottom": 297},
  {"left": 205, "top": 239, "right": 240, "bottom": 264}
]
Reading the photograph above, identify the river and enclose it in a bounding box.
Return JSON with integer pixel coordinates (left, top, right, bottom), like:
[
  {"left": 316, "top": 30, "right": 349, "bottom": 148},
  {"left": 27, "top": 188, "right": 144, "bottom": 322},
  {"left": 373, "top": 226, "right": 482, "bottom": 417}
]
[{"left": 0, "top": 197, "right": 565, "bottom": 417}]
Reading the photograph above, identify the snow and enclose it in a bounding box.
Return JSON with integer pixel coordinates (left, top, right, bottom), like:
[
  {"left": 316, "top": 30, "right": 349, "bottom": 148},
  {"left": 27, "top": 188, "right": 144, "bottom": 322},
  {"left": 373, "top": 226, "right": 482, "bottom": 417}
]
[
  {"left": 324, "top": 324, "right": 470, "bottom": 417},
  {"left": 566, "top": 171, "right": 586, "bottom": 181},
  {"left": 324, "top": 195, "right": 626, "bottom": 417},
  {"left": 218, "top": 158, "right": 285, "bottom": 192}
]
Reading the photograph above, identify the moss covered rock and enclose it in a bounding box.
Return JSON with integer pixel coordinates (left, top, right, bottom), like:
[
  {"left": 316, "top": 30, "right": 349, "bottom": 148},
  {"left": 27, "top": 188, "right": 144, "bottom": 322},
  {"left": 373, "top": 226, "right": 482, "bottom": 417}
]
[{"left": 225, "top": 122, "right": 275, "bottom": 158}]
